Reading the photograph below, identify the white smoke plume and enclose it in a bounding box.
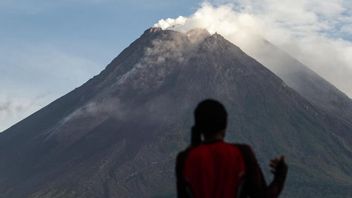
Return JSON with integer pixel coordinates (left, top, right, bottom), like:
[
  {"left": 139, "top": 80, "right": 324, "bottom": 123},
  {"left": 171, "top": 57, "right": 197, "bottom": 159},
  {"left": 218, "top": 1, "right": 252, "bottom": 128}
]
[{"left": 154, "top": 1, "right": 352, "bottom": 97}]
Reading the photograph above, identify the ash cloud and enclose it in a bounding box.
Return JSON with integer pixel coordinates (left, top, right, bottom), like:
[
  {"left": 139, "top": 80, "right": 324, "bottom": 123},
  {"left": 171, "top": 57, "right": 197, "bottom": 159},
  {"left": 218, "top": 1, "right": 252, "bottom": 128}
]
[{"left": 154, "top": 1, "right": 352, "bottom": 97}]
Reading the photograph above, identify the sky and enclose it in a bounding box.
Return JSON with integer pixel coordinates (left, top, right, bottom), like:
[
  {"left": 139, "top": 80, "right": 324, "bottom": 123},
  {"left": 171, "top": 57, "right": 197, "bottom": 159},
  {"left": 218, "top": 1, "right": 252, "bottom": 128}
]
[{"left": 1, "top": 0, "right": 352, "bottom": 132}]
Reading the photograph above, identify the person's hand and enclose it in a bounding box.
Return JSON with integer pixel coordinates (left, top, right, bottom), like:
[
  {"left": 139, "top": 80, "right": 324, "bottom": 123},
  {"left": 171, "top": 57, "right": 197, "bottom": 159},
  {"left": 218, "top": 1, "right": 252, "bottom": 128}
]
[{"left": 270, "top": 156, "right": 288, "bottom": 178}]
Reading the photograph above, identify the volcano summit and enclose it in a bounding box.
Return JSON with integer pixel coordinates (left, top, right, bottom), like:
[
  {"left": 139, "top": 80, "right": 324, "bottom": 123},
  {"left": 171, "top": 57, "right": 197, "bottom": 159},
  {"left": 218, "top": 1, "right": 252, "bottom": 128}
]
[{"left": 0, "top": 28, "right": 352, "bottom": 198}]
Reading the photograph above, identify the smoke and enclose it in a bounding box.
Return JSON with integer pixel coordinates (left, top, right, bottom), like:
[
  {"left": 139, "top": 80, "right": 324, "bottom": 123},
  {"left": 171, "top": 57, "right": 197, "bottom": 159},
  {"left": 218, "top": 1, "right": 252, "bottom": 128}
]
[
  {"left": 62, "top": 98, "right": 126, "bottom": 123},
  {"left": 62, "top": 95, "right": 178, "bottom": 125},
  {"left": 154, "top": 1, "right": 352, "bottom": 97},
  {"left": 116, "top": 32, "right": 189, "bottom": 90},
  {"left": 155, "top": 16, "right": 187, "bottom": 30},
  {"left": 46, "top": 94, "right": 180, "bottom": 143}
]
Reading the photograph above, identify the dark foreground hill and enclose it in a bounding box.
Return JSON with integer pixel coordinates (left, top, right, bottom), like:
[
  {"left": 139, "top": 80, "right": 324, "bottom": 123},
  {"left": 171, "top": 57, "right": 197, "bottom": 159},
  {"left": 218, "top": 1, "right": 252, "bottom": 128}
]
[{"left": 0, "top": 28, "right": 352, "bottom": 198}]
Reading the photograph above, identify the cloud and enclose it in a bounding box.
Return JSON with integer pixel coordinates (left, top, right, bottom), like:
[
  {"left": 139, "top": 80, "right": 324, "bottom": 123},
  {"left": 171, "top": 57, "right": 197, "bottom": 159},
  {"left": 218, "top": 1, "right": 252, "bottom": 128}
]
[{"left": 154, "top": 1, "right": 352, "bottom": 97}]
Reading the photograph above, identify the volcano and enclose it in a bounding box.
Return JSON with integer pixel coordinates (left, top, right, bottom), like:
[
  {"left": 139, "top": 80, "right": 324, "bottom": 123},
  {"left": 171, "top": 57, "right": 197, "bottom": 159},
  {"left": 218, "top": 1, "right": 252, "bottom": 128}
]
[{"left": 1, "top": 28, "right": 352, "bottom": 198}]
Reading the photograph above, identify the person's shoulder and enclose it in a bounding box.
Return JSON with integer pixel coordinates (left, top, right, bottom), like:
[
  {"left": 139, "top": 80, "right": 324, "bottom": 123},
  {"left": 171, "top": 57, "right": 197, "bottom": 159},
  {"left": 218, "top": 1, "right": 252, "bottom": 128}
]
[
  {"left": 230, "top": 143, "right": 257, "bottom": 156},
  {"left": 176, "top": 148, "right": 187, "bottom": 159},
  {"left": 230, "top": 143, "right": 252, "bottom": 150},
  {"left": 176, "top": 146, "right": 195, "bottom": 162}
]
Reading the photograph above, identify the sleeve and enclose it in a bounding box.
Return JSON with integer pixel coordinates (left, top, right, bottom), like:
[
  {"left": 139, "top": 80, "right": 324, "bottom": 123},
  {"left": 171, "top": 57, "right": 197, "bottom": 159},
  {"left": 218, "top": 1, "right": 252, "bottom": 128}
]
[{"left": 238, "top": 145, "right": 287, "bottom": 198}]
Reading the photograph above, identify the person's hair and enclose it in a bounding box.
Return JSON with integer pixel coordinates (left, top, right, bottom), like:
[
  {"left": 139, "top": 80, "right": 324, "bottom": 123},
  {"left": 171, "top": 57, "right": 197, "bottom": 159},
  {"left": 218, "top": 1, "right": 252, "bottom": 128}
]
[{"left": 193, "top": 99, "right": 228, "bottom": 136}]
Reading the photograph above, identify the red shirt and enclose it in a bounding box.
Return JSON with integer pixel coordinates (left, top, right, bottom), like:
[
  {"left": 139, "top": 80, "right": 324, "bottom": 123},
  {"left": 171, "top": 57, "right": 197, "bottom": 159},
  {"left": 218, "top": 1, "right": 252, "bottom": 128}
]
[
  {"left": 183, "top": 141, "right": 245, "bottom": 198},
  {"left": 176, "top": 141, "right": 287, "bottom": 198}
]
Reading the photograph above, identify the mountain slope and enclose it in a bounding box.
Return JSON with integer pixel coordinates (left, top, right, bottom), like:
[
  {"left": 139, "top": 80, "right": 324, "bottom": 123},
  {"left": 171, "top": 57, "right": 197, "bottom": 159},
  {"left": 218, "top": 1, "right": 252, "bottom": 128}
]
[
  {"left": 1, "top": 28, "right": 352, "bottom": 198},
  {"left": 238, "top": 36, "right": 352, "bottom": 124}
]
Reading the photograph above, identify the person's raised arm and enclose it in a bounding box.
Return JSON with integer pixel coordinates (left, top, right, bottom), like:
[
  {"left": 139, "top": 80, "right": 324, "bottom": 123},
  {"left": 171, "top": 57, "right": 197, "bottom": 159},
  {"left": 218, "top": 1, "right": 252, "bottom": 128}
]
[
  {"left": 238, "top": 145, "right": 288, "bottom": 198},
  {"left": 267, "top": 156, "right": 288, "bottom": 197}
]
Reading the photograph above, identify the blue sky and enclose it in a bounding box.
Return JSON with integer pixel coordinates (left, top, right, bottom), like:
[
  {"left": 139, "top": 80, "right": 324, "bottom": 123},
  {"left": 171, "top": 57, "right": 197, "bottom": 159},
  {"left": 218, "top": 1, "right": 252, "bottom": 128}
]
[{"left": 1, "top": 0, "right": 352, "bottom": 131}]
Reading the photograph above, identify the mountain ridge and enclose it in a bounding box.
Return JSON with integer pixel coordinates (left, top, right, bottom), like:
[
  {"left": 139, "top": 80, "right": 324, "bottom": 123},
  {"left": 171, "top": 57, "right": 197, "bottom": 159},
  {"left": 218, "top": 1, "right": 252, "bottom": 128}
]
[{"left": 0, "top": 28, "right": 352, "bottom": 198}]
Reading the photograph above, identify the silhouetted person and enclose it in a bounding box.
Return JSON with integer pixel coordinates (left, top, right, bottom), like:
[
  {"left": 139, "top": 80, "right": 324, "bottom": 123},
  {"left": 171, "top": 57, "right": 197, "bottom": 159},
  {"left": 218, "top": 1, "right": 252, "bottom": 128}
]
[{"left": 176, "top": 99, "right": 288, "bottom": 198}]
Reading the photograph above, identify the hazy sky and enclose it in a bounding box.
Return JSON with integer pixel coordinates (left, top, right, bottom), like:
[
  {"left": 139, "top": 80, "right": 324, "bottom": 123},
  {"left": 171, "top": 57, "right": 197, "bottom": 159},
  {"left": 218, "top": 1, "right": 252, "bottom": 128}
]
[{"left": 1, "top": 0, "right": 352, "bottom": 132}]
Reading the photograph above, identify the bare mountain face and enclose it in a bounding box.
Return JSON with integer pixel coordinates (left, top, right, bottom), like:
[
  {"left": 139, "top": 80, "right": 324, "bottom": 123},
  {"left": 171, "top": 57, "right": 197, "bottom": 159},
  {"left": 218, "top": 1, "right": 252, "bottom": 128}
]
[{"left": 1, "top": 28, "right": 352, "bottom": 198}]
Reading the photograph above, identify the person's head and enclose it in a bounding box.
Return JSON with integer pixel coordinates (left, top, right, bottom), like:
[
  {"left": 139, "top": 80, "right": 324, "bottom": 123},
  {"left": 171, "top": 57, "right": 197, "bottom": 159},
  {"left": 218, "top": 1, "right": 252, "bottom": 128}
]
[{"left": 193, "top": 99, "right": 228, "bottom": 141}]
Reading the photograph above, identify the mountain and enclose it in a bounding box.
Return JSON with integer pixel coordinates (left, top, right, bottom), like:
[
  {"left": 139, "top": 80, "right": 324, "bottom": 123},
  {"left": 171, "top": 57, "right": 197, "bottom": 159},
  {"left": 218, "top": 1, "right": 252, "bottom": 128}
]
[
  {"left": 236, "top": 35, "right": 352, "bottom": 126},
  {"left": 1, "top": 28, "right": 352, "bottom": 198}
]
